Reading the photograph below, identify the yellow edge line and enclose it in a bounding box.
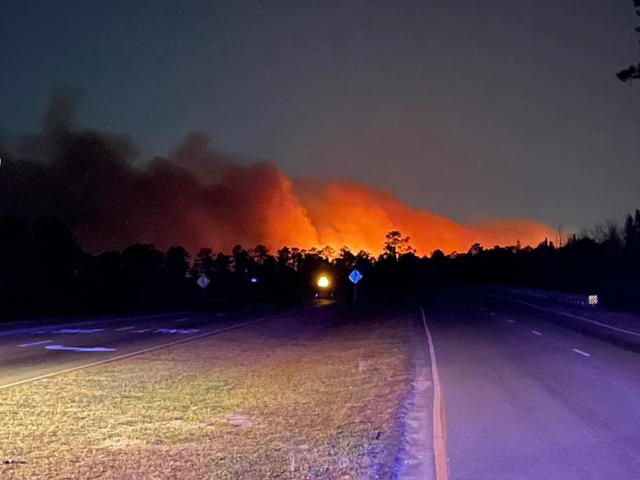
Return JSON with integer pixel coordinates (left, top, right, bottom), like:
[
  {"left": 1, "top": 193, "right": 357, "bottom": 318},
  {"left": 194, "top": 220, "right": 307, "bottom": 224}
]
[{"left": 420, "top": 305, "right": 449, "bottom": 480}]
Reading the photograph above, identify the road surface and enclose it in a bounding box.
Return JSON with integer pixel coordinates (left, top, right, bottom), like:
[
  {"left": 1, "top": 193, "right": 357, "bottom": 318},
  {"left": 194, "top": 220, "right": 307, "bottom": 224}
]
[
  {"left": 0, "top": 307, "right": 295, "bottom": 389},
  {"left": 3, "top": 294, "right": 640, "bottom": 479},
  {"left": 424, "top": 292, "right": 640, "bottom": 479}
]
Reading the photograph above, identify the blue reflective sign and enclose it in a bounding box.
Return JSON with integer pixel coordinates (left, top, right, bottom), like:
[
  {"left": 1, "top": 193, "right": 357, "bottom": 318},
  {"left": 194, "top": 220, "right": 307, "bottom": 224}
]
[{"left": 349, "top": 269, "right": 363, "bottom": 284}]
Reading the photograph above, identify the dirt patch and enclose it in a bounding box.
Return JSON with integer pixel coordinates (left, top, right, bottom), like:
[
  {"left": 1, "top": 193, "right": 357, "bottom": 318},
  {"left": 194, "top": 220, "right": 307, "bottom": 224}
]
[{"left": 0, "top": 307, "right": 415, "bottom": 479}]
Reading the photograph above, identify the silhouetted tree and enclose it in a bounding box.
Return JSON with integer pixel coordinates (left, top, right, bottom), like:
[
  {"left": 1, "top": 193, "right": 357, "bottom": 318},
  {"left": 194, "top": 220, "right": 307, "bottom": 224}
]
[
  {"left": 194, "top": 248, "right": 215, "bottom": 277},
  {"left": 213, "top": 252, "right": 231, "bottom": 273},
  {"left": 431, "top": 249, "right": 445, "bottom": 261},
  {"left": 468, "top": 243, "right": 484, "bottom": 256},
  {"left": 383, "top": 230, "right": 415, "bottom": 259},
  {"left": 277, "top": 247, "right": 292, "bottom": 267},
  {"left": 8, "top": 205, "right": 640, "bottom": 319},
  {"left": 165, "top": 246, "right": 191, "bottom": 278},
  {"left": 290, "top": 247, "right": 306, "bottom": 270},
  {"left": 251, "top": 244, "right": 270, "bottom": 264},
  {"left": 339, "top": 246, "right": 357, "bottom": 270},
  {"left": 232, "top": 245, "right": 251, "bottom": 273},
  {"left": 32, "top": 215, "right": 84, "bottom": 312},
  {"left": 617, "top": 0, "right": 640, "bottom": 82},
  {"left": 606, "top": 220, "right": 623, "bottom": 249},
  {"left": 321, "top": 245, "right": 336, "bottom": 260}
]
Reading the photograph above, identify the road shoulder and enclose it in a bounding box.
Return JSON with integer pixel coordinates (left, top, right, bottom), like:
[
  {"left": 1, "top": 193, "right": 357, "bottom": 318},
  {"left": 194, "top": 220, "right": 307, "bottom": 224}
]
[{"left": 397, "top": 310, "right": 437, "bottom": 480}]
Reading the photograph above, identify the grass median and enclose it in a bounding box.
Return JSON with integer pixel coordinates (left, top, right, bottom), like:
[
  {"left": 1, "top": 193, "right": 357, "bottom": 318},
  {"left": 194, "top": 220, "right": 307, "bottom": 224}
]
[{"left": 1, "top": 307, "right": 415, "bottom": 479}]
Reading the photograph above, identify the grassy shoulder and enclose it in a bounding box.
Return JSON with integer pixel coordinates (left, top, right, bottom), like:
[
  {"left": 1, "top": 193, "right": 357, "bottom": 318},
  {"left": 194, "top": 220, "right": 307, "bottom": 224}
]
[{"left": 1, "top": 306, "right": 416, "bottom": 480}]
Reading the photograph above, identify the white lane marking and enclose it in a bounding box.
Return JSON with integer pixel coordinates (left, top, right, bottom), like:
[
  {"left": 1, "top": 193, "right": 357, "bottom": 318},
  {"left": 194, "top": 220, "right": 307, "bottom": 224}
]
[
  {"left": 116, "top": 327, "right": 135, "bottom": 331},
  {"left": 46, "top": 345, "right": 116, "bottom": 352},
  {"left": 132, "top": 329, "right": 149, "bottom": 333},
  {"left": 573, "top": 348, "right": 591, "bottom": 357},
  {"left": 0, "top": 312, "right": 190, "bottom": 338},
  {"left": 531, "top": 330, "right": 542, "bottom": 336},
  {"left": 52, "top": 328, "right": 104, "bottom": 334},
  {"left": 492, "top": 295, "right": 640, "bottom": 337},
  {"left": 0, "top": 308, "right": 309, "bottom": 391},
  {"left": 420, "top": 306, "right": 449, "bottom": 480},
  {"left": 175, "top": 318, "right": 188, "bottom": 322},
  {"left": 19, "top": 340, "right": 52, "bottom": 347},
  {"left": 155, "top": 328, "right": 179, "bottom": 333},
  {"left": 506, "top": 319, "right": 515, "bottom": 324},
  {"left": 155, "top": 328, "right": 200, "bottom": 334}
]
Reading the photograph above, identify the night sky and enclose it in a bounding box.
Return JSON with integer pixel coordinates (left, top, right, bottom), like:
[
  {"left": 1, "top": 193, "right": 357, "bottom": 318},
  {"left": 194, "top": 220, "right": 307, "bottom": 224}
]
[{"left": 1, "top": 0, "right": 639, "bottom": 231}]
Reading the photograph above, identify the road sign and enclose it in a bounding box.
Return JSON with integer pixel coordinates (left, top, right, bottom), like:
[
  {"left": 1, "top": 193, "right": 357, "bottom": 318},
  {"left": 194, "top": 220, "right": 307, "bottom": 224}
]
[
  {"left": 349, "top": 269, "right": 363, "bottom": 302},
  {"left": 349, "top": 269, "right": 363, "bottom": 284},
  {"left": 197, "top": 274, "right": 210, "bottom": 289}
]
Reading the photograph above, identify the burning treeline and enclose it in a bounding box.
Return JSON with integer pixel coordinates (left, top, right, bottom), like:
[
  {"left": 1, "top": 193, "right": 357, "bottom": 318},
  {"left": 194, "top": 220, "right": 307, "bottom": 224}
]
[{"left": 0, "top": 95, "right": 553, "bottom": 256}]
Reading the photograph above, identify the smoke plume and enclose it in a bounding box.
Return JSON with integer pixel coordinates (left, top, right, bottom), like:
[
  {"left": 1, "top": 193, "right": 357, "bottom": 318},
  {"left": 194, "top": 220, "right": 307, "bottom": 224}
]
[{"left": 0, "top": 93, "right": 553, "bottom": 255}]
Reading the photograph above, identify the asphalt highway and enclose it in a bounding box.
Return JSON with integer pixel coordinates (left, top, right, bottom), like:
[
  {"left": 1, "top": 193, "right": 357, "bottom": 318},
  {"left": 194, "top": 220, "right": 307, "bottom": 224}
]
[
  {"left": 0, "top": 307, "right": 293, "bottom": 389},
  {"left": 425, "top": 292, "right": 640, "bottom": 480}
]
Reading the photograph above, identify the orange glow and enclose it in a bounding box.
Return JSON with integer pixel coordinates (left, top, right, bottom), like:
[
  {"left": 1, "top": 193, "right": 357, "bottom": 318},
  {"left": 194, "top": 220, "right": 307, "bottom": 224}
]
[
  {"left": 189, "top": 162, "right": 554, "bottom": 256},
  {"left": 288, "top": 178, "right": 554, "bottom": 256}
]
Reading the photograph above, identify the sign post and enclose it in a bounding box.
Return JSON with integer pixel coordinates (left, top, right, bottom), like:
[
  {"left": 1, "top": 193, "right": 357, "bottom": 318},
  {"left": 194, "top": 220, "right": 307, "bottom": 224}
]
[
  {"left": 348, "top": 269, "right": 363, "bottom": 301},
  {"left": 197, "top": 274, "right": 210, "bottom": 306}
]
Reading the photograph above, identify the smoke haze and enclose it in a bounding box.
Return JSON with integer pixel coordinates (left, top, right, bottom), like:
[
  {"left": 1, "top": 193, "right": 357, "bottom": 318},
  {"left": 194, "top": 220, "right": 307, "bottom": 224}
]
[{"left": 0, "top": 94, "right": 553, "bottom": 255}]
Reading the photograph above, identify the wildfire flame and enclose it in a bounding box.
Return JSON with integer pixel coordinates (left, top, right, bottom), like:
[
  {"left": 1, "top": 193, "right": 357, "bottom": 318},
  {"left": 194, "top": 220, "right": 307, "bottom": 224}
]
[{"left": 191, "top": 161, "right": 555, "bottom": 256}]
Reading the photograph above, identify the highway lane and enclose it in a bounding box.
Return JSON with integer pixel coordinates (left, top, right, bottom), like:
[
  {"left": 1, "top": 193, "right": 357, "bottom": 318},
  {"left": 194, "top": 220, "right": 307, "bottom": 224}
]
[
  {"left": 0, "top": 307, "right": 292, "bottom": 389},
  {"left": 424, "top": 293, "right": 640, "bottom": 480}
]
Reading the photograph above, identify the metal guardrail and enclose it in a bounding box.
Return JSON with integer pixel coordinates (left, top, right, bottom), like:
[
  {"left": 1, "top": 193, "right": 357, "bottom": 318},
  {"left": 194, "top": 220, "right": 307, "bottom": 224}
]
[{"left": 496, "top": 286, "right": 598, "bottom": 307}]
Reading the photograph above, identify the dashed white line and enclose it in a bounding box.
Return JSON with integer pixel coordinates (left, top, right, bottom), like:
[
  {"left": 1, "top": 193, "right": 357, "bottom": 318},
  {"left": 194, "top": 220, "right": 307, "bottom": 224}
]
[
  {"left": 45, "top": 345, "right": 116, "bottom": 352},
  {"left": 132, "top": 329, "right": 149, "bottom": 333},
  {"left": 531, "top": 330, "right": 542, "bottom": 336},
  {"left": 175, "top": 318, "right": 188, "bottom": 322},
  {"left": 19, "top": 340, "right": 52, "bottom": 347},
  {"left": 0, "top": 309, "right": 308, "bottom": 391},
  {"left": 573, "top": 348, "right": 591, "bottom": 357},
  {"left": 0, "top": 312, "right": 188, "bottom": 338},
  {"left": 492, "top": 295, "right": 640, "bottom": 337},
  {"left": 506, "top": 319, "right": 515, "bottom": 324},
  {"left": 155, "top": 328, "right": 200, "bottom": 334},
  {"left": 116, "top": 327, "right": 135, "bottom": 331},
  {"left": 52, "top": 328, "right": 104, "bottom": 334}
]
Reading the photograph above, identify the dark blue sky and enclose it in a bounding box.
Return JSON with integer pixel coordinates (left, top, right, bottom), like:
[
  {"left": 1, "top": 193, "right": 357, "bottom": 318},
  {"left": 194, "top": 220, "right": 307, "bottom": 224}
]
[{"left": 2, "top": 0, "right": 639, "bottom": 229}]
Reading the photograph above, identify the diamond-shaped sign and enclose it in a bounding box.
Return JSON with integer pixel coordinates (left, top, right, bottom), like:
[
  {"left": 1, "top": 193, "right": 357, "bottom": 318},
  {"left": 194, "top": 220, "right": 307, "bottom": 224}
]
[
  {"left": 349, "top": 269, "right": 363, "bottom": 284},
  {"left": 197, "top": 274, "right": 210, "bottom": 289}
]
